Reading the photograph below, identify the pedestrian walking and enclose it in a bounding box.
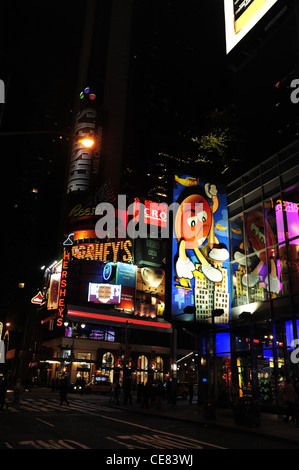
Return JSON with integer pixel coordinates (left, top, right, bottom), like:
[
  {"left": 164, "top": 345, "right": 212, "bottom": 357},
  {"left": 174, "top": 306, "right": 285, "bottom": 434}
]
[
  {"left": 115, "top": 381, "right": 121, "bottom": 404},
  {"left": 59, "top": 376, "right": 69, "bottom": 406},
  {"left": 282, "top": 378, "right": 298, "bottom": 424},
  {"left": 188, "top": 382, "right": 194, "bottom": 404},
  {"left": 13, "top": 378, "right": 22, "bottom": 409},
  {"left": 141, "top": 381, "right": 151, "bottom": 408},
  {"left": 110, "top": 381, "right": 117, "bottom": 404},
  {"left": 171, "top": 378, "right": 177, "bottom": 406},
  {"left": 123, "top": 376, "right": 132, "bottom": 405},
  {"left": 166, "top": 378, "right": 172, "bottom": 403},
  {"left": 0, "top": 374, "right": 7, "bottom": 411},
  {"left": 155, "top": 380, "right": 164, "bottom": 409},
  {"left": 137, "top": 382, "right": 143, "bottom": 403}
]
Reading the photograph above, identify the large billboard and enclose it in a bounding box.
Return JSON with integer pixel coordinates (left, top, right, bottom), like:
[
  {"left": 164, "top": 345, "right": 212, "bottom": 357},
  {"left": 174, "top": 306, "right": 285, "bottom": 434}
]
[
  {"left": 172, "top": 175, "right": 230, "bottom": 324},
  {"left": 224, "top": 0, "right": 278, "bottom": 53}
]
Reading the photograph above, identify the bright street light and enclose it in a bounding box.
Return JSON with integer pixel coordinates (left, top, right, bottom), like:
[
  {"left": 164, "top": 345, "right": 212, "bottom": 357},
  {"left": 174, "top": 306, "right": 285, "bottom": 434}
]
[{"left": 78, "top": 138, "right": 95, "bottom": 148}]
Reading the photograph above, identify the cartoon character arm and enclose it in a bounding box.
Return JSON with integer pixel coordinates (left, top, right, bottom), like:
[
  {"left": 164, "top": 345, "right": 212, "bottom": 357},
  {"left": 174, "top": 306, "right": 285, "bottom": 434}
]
[
  {"left": 205, "top": 183, "right": 218, "bottom": 248},
  {"left": 205, "top": 183, "right": 219, "bottom": 214}
]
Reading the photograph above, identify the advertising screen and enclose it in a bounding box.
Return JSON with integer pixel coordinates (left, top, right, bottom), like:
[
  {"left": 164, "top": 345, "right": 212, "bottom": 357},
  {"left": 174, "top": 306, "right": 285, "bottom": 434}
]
[
  {"left": 224, "top": 0, "right": 278, "bottom": 53},
  {"left": 171, "top": 175, "right": 230, "bottom": 324},
  {"left": 88, "top": 283, "right": 122, "bottom": 304}
]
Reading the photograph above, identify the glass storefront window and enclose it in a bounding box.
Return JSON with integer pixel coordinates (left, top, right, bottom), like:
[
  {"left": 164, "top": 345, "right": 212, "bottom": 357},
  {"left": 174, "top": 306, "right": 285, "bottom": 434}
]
[
  {"left": 230, "top": 215, "right": 245, "bottom": 261},
  {"left": 288, "top": 237, "right": 299, "bottom": 293},
  {"left": 137, "top": 355, "right": 148, "bottom": 384},
  {"left": 231, "top": 261, "right": 248, "bottom": 307},
  {"left": 102, "top": 352, "right": 114, "bottom": 368},
  {"left": 242, "top": 207, "right": 269, "bottom": 303},
  {"left": 282, "top": 184, "right": 299, "bottom": 242},
  {"left": 273, "top": 244, "right": 290, "bottom": 296},
  {"left": 247, "top": 252, "right": 269, "bottom": 303},
  {"left": 264, "top": 196, "right": 284, "bottom": 245},
  {"left": 244, "top": 206, "right": 265, "bottom": 256},
  {"left": 153, "top": 356, "right": 164, "bottom": 381}
]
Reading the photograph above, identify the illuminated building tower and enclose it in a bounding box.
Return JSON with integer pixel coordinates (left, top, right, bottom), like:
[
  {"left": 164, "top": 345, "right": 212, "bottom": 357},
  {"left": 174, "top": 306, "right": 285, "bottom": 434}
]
[
  {"left": 63, "top": 0, "right": 134, "bottom": 239},
  {"left": 194, "top": 266, "right": 214, "bottom": 322}
]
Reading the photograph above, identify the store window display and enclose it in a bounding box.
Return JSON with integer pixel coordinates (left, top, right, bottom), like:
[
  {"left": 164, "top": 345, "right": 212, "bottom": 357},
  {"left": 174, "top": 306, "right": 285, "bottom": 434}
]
[
  {"left": 229, "top": 194, "right": 297, "bottom": 303},
  {"left": 137, "top": 355, "right": 148, "bottom": 384}
]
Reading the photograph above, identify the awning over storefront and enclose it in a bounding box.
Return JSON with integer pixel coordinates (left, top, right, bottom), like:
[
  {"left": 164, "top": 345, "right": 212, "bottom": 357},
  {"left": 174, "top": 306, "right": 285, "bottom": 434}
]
[{"left": 66, "top": 304, "right": 173, "bottom": 333}]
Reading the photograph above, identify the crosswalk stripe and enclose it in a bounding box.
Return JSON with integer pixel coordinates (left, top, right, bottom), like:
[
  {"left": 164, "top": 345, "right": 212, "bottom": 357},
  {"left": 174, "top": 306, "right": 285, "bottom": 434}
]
[{"left": 4, "top": 397, "right": 117, "bottom": 414}]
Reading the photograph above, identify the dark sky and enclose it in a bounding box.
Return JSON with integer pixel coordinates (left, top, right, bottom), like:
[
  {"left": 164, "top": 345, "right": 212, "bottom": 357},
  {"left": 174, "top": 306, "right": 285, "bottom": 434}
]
[{"left": 0, "top": 0, "right": 297, "bottom": 326}]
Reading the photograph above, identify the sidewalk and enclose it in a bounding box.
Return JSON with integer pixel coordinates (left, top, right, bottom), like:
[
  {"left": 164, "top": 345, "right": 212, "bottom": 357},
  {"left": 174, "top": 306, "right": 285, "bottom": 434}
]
[{"left": 109, "top": 397, "right": 299, "bottom": 445}]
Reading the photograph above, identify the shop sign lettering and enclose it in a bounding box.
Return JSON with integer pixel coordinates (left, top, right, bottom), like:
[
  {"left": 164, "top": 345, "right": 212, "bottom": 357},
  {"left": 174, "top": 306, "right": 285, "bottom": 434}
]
[
  {"left": 56, "top": 250, "right": 70, "bottom": 326},
  {"left": 71, "top": 240, "right": 132, "bottom": 263}
]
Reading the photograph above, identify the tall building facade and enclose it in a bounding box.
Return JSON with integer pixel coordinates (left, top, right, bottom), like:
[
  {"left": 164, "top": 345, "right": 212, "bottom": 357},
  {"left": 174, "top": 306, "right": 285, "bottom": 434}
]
[
  {"left": 33, "top": 1, "right": 195, "bottom": 389},
  {"left": 227, "top": 139, "right": 299, "bottom": 407}
]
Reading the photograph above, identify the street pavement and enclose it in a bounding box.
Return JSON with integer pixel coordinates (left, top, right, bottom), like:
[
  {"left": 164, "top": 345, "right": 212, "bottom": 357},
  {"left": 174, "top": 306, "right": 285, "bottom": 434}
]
[
  {"left": 3, "top": 387, "right": 299, "bottom": 446},
  {"left": 107, "top": 395, "right": 299, "bottom": 446}
]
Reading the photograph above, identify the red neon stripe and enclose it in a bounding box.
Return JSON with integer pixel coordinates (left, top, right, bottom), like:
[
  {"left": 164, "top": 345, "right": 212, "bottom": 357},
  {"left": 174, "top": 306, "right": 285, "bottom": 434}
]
[{"left": 67, "top": 309, "right": 171, "bottom": 329}]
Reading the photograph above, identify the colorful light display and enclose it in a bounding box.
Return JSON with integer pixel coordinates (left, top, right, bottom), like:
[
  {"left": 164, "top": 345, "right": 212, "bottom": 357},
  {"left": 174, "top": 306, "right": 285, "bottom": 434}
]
[
  {"left": 71, "top": 240, "right": 132, "bottom": 263},
  {"left": 171, "top": 175, "right": 230, "bottom": 323},
  {"left": 56, "top": 250, "right": 70, "bottom": 326}
]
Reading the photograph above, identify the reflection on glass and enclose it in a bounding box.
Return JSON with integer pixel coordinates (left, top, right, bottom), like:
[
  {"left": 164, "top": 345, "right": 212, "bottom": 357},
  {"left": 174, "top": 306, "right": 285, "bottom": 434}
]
[
  {"left": 288, "top": 239, "right": 299, "bottom": 293},
  {"left": 230, "top": 216, "right": 244, "bottom": 261},
  {"left": 247, "top": 252, "right": 269, "bottom": 303},
  {"left": 275, "top": 244, "right": 289, "bottom": 296},
  {"left": 244, "top": 207, "right": 265, "bottom": 255},
  {"left": 281, "top": 184, "right": 299, "bottom": 241},
  {"left": 231, "top": 261, "right": 248, "bottom": 307},
  {"left": 264, "top": 197, "right": 281, "bottom": 245}
]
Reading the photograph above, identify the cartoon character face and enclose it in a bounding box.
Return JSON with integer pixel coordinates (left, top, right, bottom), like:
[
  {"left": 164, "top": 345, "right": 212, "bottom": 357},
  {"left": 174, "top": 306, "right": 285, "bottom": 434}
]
[
  {"left": 246, "top": 211, "right": 265, "bottom": 251},
  {"left": 174, "top": 193, "right": 212, "bottom": 249},
  {"left": 246, "top": 210, "right": 277, "bottom": 261}
]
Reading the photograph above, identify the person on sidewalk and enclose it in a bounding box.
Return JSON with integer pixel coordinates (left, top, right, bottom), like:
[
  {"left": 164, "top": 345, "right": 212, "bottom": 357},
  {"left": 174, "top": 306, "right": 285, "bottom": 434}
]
[
  {"left": 141, "top": 381, "right": 151, "bottom": 409},
  {"left": 12, "top": 378, "right": 22, "bottom": 409},
  {"left": 188, "top": 382, "right": 194, "bottom": 404},
  {"left": 59, "top": 376, "right": 69, "bottom": 406},
  {"left": 0, "top": 375, "right": 7, "bottom": 411},
  {"left": 110, "top": 380, "right": 121, "bottom": 405},
  {"left": 171, "top": 378, "right": 177, "bottom": 407},
  {"left": 282, "top": 378, "right": 298, "bottom": 424},
  {"left": 155, "top": 380, "right": 164, "bottom": 409}
]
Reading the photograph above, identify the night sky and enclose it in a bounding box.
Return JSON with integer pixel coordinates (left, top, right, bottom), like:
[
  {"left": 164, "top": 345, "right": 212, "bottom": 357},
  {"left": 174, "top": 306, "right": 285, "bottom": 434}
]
[{"left": 0, "top": 0, "right": 297, "bottom": 328}]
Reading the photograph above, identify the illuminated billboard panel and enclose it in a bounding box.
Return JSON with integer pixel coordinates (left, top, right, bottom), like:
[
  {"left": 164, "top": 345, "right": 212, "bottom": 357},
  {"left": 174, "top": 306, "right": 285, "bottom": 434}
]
[
  {"left": 172, "top": 175, "right": 230, "bottom": 324},
  {"left": 224, "top": 0, "right": 278, "bottom": 53},
  {"left": 88, "top": 283, "right": 122, "bottom": 304}
]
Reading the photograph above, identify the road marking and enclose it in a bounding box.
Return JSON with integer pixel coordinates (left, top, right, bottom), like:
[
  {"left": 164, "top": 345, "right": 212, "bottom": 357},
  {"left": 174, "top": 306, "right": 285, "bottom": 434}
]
[
  {"left": 100, "top": 415, "right": 227, "bottom": 449},
  {"left": 105, "top": 436, "right": 146, "bottom": 449},
  {"left": 35, "top": 418, "right": 55, "bottom": 427},
  {"left": 3, "top": 439, "right": 90, "bottom": 449}
]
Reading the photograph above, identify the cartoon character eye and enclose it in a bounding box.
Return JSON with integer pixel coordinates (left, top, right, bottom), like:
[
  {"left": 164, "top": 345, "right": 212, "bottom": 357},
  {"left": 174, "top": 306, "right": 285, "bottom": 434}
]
[
  {"left": 259, "top": 232, "right": 266, "bottom": 244},
  {"left": 251, "top": 223, "right": 259, "bottom": 235},
  {"left": 187, "top": 216, "right": 198, "bottom": 227},
  {"left": 197, "top": 211, "right": 208, "bottom": 223}
]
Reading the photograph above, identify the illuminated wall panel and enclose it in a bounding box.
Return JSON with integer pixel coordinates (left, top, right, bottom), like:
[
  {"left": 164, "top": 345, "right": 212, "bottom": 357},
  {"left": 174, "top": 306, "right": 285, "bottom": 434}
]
[{"left": 171, "top": 175, "right": 230, "bottom": 323}]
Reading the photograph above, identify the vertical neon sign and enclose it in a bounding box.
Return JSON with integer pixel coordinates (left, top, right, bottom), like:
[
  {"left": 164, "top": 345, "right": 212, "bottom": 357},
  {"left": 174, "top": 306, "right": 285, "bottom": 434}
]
[{"left": 56, "top": 249, "right": 70, "bottom": 326}]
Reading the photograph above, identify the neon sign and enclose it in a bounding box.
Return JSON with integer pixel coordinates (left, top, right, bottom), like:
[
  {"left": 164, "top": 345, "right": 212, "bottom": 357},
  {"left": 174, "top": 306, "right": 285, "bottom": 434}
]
[
  {"left": 144, "top": 200, "right": 168, "bottom": 227},
  {"left": 56, "top": 250, "right": 70, "bottom": 326},
  {"left": 71, "top": 240, "right": 132, "bottom": 262}
]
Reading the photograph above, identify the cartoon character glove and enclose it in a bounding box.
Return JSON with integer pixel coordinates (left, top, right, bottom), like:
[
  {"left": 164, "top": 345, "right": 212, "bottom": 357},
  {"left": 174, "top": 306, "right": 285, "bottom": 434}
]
[
  {"left": 266, "top": 275, "right": 280, "bottom": 294},
  {"left": 205, "top": 183, "right": 217, "bottom": 199},
  {"left": 176, "top": 257, "right": 195, "bottom": 279}
]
